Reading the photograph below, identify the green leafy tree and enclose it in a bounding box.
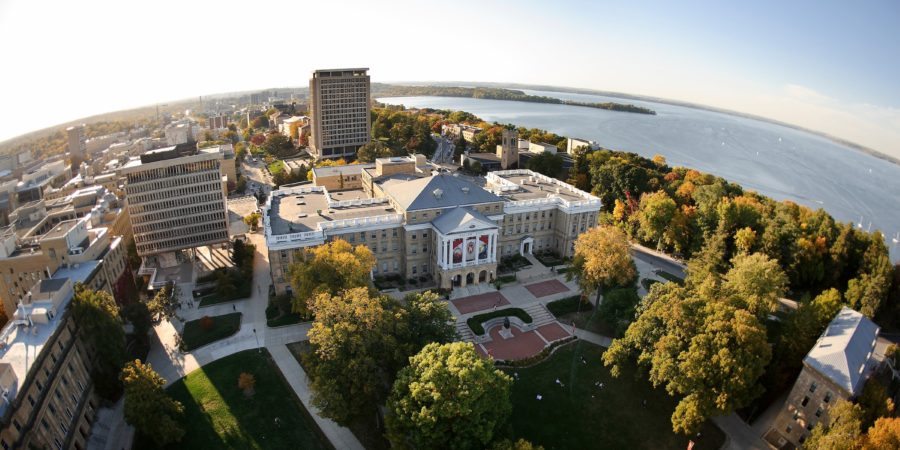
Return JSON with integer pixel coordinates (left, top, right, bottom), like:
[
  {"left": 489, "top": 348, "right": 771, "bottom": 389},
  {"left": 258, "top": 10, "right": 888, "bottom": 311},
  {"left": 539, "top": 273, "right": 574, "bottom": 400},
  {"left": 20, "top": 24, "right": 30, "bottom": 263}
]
[
  {"left": 72, "top": 285, "right": 126, "bottom": 400},
  {"left": 121, "top": 360, "right": 185, "bottom": 446},
  {"left": 525, "top": 152, "right": 564, "bottom": 178},
  {"left": 147, "top": 282, "right": 179, "bottom": 322},
  {"left": 570, "top": 225, "right": 637, "bottom": 305},
  {"left": 734, "top": 227, "right": 757, "bottom": 254},
  {"left": 386, "top": 342, "right": 512, "bottom": 450},
  {"left": 243, "top": 212, "right": 261, "bottom": 231},
  {"left": 804, "top": 399, "right": 863, "bottom": 450},
  {"left": 288, "top": 239, "right": 376, "bottom": 314},
  {"left": 357, "top": 140, "right": 392, "bottom": 162},
  {"left": 604, "top": 278, "right": 772, "bottom": 434},
  {"left": 394, "top": 291, "right": 457, "bottom": 358},
  {"left": 490, "top": 439, "right": 544, "bottom": 450},
  {"left": 858, "top": 380, "right": 895, "bottom": 430},
  {"left": 721, "top": 252, "right": 788, "bottom": 319},
  {"left": 637, "top": 191, "right": 677, "bottom": 250},
  {"left": 305, "top": 287, "right": 398, "bottom": 425}
]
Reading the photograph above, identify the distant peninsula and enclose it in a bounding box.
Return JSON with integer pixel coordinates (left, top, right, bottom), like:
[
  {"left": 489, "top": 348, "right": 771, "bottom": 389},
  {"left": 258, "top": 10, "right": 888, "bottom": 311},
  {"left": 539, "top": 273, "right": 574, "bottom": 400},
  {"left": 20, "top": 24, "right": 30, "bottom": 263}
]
[{"left": 373, "top": 84, "right": 656, "bottom": 115}]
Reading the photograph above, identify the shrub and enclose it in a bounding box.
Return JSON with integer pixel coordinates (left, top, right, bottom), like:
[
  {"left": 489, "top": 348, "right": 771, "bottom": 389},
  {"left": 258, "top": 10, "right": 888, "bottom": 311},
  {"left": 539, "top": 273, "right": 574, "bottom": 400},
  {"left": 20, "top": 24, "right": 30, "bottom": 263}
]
[
  {"left": 546, "top": 295, "right": 592, "bottom": 317},
  {"left": 199, "top": 315, "right": 215, "bottom": 331}
]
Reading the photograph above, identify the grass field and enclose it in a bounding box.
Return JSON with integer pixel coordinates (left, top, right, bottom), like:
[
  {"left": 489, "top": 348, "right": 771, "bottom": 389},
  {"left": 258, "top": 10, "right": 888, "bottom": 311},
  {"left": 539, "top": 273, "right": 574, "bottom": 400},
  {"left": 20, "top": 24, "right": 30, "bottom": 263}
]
[
  {"left": 182, "top": 312, "right": 242, "bottom": 351},
  {"left": 506, "top": 342, "right": 725, "bottom": 450},
  {"left": 163, "top": 349, "right": 331, "bottom": 450},
  {"left": 268, "top": 160, "right": 285, "bottom": 175}
]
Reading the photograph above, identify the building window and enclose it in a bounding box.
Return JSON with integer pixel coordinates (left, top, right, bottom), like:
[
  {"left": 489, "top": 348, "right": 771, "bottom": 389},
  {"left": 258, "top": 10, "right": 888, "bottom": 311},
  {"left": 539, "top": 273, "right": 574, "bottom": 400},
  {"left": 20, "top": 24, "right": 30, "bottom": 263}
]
[
  {"left": 824, "top": 392, "right": 832, "bottom": 403},
  {"left": 785, "top": 425, "right": 792, "bottom": 434},
  {"left": 423, "top": 232, "right": 428, "bottom": 238},
  {"left": 412, "top": 266, "right": 417, "bottom": 274},
  {"left": 806, "top": 423, "right": 814, "bottom": 431},
  {"left": 801, "top": 396, "right": 810, "bottom": 407},
  {"left": 411, "top": 234, "right": 416, "bottom": 240},
  {"left": 815, "top": 408, "right": 823, "bottom": 418},
  {"left": 809, "top": 382, "right": 817, "bottom": 393},
  {"left": 422, "top": 264, "right": 428, "bottom": 273}
]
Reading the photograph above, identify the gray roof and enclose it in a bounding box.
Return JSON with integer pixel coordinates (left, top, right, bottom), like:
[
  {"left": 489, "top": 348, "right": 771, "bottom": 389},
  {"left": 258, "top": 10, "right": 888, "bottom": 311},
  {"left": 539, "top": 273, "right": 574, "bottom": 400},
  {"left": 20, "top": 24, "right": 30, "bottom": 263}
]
[
  {"left": 37, "top": 278, "right": 68, "bottom": 294},
  {"left": 432, "top": 207, "right": 497, "bottom": 235},
  {"left": 804, "top": 307, "right": 879, "bottom": 396},
  {"left": 382, "top": 174, "right": 501, "bottom": 211},
  {"left": 312, "top": 163, "right": 374, "bottom": 178}
]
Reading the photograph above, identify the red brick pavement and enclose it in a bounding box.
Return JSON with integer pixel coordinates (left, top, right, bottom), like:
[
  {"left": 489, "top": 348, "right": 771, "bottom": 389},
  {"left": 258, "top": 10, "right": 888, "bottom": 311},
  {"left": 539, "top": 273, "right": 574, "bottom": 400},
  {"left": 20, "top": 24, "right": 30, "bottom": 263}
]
[
  {"left": 536, "top": 322, "right": 571, "bottom": 342},
  {"left": 524, "top": 279, "right": 569, "bottom": 298},
  {"left": 451, "top": 292, "right": 510, "bottom": 314}
]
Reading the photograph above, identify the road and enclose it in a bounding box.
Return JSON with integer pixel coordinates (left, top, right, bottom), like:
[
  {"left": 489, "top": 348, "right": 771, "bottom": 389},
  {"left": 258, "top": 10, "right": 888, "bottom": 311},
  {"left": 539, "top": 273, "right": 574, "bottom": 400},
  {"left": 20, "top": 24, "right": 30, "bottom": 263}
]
[
  {"left": 240, "top": 158, "right": 274, "bottom": 196},
  {"left": 630, "top": 243, "right": 686, "bottom": 279}
]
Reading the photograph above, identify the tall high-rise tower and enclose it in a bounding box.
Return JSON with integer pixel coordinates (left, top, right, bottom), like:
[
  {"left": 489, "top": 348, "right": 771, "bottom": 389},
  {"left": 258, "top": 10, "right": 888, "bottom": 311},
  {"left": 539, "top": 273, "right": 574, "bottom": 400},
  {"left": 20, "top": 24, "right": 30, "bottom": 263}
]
[
  {"left": 66, "top": 124, "right": 86, "bottom": 173},
  {"left": 308, "top": 68, "right": 371, "bottom": 160}
]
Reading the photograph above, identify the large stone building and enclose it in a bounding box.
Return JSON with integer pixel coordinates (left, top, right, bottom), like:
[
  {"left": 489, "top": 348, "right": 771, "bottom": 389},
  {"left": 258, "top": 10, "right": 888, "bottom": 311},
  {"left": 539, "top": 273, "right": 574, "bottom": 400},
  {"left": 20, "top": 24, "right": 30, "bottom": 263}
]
[
  {"left": 0, "top": 266, "right": 103, "bottom": 450},
  {"left": 121, "top": 145, "right": 229, "bottom": 258},
  {"left": 308, "top": 68, "right": 370, "bottom": 160},
  {"left": 765, "top": 307, "right": 881, "bottom": 449},
  {"left": 263, "top": 155, "right": 601, "bottom": 295}
]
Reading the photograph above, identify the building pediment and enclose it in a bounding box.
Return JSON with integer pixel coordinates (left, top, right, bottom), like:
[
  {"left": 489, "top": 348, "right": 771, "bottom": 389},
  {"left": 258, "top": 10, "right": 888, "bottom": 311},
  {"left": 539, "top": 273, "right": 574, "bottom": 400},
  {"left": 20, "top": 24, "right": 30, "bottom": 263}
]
[{"left": 432, "top": 207, "right": 497, "bottom": 235}]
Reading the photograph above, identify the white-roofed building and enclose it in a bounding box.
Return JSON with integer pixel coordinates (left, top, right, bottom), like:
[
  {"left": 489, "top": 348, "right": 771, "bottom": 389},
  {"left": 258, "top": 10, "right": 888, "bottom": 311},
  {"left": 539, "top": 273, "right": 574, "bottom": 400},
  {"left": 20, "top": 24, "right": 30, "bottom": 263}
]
[{"left": 764, "top": 307, "right": 881, "bottom": 449}]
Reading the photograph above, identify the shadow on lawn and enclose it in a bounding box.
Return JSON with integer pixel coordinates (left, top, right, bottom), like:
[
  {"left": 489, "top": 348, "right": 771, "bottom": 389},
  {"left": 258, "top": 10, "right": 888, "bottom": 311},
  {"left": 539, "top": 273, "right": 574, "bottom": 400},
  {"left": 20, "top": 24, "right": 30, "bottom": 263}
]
[{"left": 137, "top": 349, "right": 331, "bottom": 450}]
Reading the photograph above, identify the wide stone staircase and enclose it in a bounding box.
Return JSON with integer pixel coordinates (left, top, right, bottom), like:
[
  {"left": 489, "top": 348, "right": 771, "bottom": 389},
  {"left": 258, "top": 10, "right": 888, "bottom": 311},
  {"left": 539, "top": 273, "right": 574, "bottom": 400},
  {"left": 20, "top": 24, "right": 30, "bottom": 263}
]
[
  {"left": 455, "top": 320, "right": 476, "bottom": 343},
  {"left": 521, "top": 302, "right": 557, "bottom": 328}
]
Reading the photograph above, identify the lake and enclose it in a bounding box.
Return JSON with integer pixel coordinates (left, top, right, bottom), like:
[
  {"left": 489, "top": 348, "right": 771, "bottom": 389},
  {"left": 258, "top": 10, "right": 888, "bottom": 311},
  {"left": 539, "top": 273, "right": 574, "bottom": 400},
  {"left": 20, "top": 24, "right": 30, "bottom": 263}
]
[{"left": 377, "top": 90, "right": 900, "bottom": 261}]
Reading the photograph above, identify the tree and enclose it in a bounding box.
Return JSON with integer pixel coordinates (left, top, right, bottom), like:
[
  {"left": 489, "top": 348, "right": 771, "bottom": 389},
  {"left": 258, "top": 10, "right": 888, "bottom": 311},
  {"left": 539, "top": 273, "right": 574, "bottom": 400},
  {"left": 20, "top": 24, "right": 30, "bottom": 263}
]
[
  {"left": 243, "top": 212, "right": 261, "bottom": 231},
  {"left": 305, "top": 287, "right": 397, "bottom": 425},
  {"left": 263, "top": 133, "right": 294, "bottom": 157},
  {"left": 721, "top": 252, "right": 788, "bottom": 319},
  {"left": 394, "top": 291, "right": 457, "bottom": 360},
  {"left": 288, "top": 239, "right": 376, "bottom": 314},
  {"left": 525, "top": 152, "right": 564, "bottom": 178},
  {"left": 861, "top": 417, "right": 900, "bottom": 450},
  {"left": 570, "top": 225, "right": 636, "bottom": 305},
  {"left": 121, "top": 360, "right": 185, "bottom": 447},
  {"left": 858, "top": 380, "right": 895, "bottom": 430},
  {"left": 249, "top": 133, "right": 266, "bottom": 146},
  {"left": 386, "top": 342, "right": 512, "bottom": 450},
  {"left": 637, "top": 191, "right": 676, "bottom": 250},
  {"left": 357, "top": 140, "right": 392, "bottom": 162},
  {"left": 147, "top": 282, "right": 179, "bottom": 322},
  {"left": 734, "top": 227, "right": 757, "bottom": 254},
  {"left": 238, "top": 372, "right": 256, "bottom": 398},
  {"left": 491, "top": 439, "right": 544, "bottom": 450},
  {"left": 804, "top": 399, "right": 863, "bottom": 450},
  {"left": 603, "top": 279, "right": 773, "bottom": 434},
  {"left": 72, "top": 285, "right": 125, "bottom": 400},
  {"left": 470, "top": 160, "right": 483, "bottom": 175}
]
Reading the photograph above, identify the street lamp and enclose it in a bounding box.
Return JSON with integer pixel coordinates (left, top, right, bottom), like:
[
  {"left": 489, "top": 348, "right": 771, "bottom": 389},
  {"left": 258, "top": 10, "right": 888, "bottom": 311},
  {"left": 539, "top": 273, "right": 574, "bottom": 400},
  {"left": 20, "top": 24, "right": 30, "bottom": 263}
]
[{"left": 253, "top": 328, "right": 261, "bottom": 353}]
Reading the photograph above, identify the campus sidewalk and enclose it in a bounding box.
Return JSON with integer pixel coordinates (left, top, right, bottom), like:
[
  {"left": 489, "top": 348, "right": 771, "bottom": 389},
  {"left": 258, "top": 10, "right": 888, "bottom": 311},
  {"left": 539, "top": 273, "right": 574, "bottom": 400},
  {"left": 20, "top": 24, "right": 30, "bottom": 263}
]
[{"left": 268, "top": 344, "right": 365, "bottom": 450}]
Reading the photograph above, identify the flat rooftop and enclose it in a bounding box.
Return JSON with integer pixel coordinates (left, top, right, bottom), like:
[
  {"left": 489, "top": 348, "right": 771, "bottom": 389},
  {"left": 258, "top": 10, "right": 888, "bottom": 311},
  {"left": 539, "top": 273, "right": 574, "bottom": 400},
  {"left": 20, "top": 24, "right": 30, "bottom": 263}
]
[
  {"left": 268, "top": 189, "right": 396, "bottom": 235},
  {"left": 493, "top": 174, "right": 585, "bottom": 203},
  {"left": 0, "top": 261, "right": 99, "bottom": 416}
]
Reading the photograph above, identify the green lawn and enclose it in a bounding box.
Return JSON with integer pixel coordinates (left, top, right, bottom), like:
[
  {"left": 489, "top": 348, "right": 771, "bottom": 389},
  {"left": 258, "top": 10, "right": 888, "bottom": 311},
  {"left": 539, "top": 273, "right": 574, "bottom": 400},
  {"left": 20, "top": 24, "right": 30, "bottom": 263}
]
[
  {"left": 506, "top": 342, "right": 725, "bottom": 450},
  {"left": 266, "top": 304, "right": 307, "bottom": 327},
  {"left": 182, "top": 313, "right": 242, "bottom": 351},
  {"left": 161, "top": 349, "right": 331, "bottom": 450},
  {"left": 268, "top": 160, "right": 285, "bottom": 175}
]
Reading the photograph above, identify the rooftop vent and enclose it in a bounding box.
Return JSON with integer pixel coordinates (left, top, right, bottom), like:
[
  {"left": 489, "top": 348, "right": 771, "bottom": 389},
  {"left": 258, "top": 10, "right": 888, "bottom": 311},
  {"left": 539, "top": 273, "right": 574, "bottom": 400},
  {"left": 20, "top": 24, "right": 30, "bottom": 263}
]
[
  {"left": 432, "top": 188, "right": 443, "bottom": 199},
  {"left": 461, "top": 187, "right": 470, "bottom": 194}
]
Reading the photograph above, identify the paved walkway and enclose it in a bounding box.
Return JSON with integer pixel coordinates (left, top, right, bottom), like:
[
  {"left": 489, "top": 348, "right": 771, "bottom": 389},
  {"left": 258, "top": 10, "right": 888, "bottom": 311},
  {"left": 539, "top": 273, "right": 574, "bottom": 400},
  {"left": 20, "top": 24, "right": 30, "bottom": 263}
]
[
  {"left": 712, "top": 413, "right": 770, "bottom": 450},
  {"left": 268, "top": 344, "right": 365, "bottom": 450}
]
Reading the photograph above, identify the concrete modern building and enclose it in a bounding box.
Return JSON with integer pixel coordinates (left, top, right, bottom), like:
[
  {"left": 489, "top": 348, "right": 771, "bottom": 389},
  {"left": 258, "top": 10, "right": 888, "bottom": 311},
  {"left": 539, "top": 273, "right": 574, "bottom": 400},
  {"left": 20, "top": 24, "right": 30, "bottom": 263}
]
[
  {"left": 121, "top": 145, "right": 229, "bottom": 258},
  {"left": 0, "top": 266, "right": 102, "bottom": 450},
  {"left": 566, "top": 137, "right": 599, "bottom": 155},
  {"left": 66, "top": 126, "right": 86, "bottom": 174},
  {"left": 263, "top": 155, "right": 601, "bottom": 295},
  {"left": 308, "top": 68, "right": 371, "bottom": 160},
  {"left": 206, "top": 115, "right": 228, "bottom": 130},
  {"left": 764, "top": 307, "right": 881, "bottom": 449}
]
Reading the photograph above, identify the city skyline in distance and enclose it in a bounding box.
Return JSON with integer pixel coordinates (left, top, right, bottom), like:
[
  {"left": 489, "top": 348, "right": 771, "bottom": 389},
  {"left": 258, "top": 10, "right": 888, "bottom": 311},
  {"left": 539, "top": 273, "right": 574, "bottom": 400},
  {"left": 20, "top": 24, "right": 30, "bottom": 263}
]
[{"left": 1, "top": 0, "right": 898, "bottom": 158}]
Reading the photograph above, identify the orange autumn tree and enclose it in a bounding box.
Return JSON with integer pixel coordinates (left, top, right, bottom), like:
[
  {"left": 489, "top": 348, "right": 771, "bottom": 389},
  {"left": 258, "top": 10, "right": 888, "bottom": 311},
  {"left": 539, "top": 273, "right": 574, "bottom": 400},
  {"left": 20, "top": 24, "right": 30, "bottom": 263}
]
[
  {"left": 569, "top": 225, "right": 636, "bottom": 305},
  {"left": 288, "top": 239, "right": 376, "bottom": 314}
]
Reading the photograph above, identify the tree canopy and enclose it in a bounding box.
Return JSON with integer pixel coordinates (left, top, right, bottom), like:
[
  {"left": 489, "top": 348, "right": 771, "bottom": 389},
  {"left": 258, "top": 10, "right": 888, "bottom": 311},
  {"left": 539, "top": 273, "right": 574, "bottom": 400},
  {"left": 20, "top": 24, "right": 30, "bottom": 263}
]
[
  {"left": 72, "top": 285, "right": 125, "bottom": 400},
  {"left": 569, "top": 225, "right": 637, "bottom": 304},
  {"left": 603, "top": 255, "right": 785, "bottom": 433},
  {"left": 386, "top": 342, "right": 512, "bottom": 450},
  {"left": 525, "top": 152, "right": 564, "bottom": 178},
  {"left": 304, "top": 288, "right": 456, "bottom": 426},
  {"left": 288, "top": 239, "right": 376, "bottom": 314},
  {"left": 121, "top": 360, "right": 185, "bottom": 447}
]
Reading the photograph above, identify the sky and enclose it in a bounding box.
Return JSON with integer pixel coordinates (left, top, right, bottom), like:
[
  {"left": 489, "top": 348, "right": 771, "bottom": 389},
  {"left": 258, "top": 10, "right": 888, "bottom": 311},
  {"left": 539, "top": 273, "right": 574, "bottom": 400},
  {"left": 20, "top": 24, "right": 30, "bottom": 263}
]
[{"left": 1, "top": 0, "right": 898, "bottom": 158}]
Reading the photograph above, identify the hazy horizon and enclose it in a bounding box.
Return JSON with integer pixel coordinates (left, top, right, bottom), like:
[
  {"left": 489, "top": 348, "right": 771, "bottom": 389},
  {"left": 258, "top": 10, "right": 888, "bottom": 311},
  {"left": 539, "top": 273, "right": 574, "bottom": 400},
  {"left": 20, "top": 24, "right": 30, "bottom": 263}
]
[{"left": 1, "top": 0, "right": 898, "bottom": 159}]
